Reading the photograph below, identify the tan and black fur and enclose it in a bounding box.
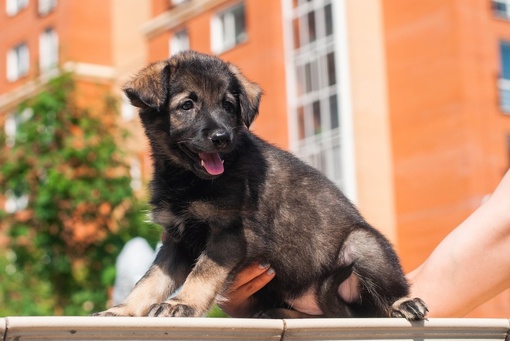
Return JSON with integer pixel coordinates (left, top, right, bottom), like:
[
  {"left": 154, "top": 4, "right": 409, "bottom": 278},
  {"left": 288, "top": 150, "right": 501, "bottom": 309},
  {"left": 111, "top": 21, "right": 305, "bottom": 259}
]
[{"left": 94, "top": 51, "right": 427, "bottom": 320}]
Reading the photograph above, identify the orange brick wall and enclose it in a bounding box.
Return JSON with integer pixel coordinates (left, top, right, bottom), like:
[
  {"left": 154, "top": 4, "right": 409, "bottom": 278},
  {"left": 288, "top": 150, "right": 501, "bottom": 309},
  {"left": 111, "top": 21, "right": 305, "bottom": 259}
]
[
  {"left": 383, "top": 0, "right": 510, "bottom": 317},
  {"left": 383, "top": 0, "right": 510, "bottom": 270},
  {"left": 59, "top": 1, "right": 113, "bottom": 65},
  {"left": 151, "top": 0, "right": 170, "bottom": 17}
]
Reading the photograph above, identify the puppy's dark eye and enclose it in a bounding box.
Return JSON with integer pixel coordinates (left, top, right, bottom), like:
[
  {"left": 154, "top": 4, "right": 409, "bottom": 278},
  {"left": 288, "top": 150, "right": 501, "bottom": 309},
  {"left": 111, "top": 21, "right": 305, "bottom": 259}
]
[
  {"left": 223, "top": 101, "right": 234, "bottom": 113},
  {"left": 180, "top": 100, "right": 194, "bottom": 111}
]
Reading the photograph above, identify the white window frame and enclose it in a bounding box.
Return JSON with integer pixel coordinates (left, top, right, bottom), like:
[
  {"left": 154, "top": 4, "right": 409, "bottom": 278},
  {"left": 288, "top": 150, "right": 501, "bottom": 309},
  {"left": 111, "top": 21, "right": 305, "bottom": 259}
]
[
  {"left": 499, "top": 79, "right": 510, "bottom": 113},
  {"left": 494, "top": 0, "right": 510, "bottom": 19},
  {"left": 211, "top": 2, "right": 247, "bottom": 54},
  {"left": 170, "top": 0, "right": 188, "bottom": 6},
  {"left": 4, "top": 107, "right": 33, "bottom": 212},
  {"left": 169, "top": 29, "right": 190, "bottom": 56},
  {"left": 282, "top": 0, "right": 356, "bottom": 199},
  {"left": 4, "top": 107, "right": 34, "bottom": 147},
  {"left": 39, "top": 27, "right": 59, "bottom": 73},
  {"left": 6, "top": 0, "right": 28, "bottom": 16},
  {"left": 7, "top": 43, "right": 30, "bottom": 82},
  {"left": 4, "top": 114, "right": 18, "bottom": 147},
  {"left": 38, "top": 0, "right": 57, "bottom": 16},
  {"left": 499, "top": 41, "right": 510, "bottom": 114}
]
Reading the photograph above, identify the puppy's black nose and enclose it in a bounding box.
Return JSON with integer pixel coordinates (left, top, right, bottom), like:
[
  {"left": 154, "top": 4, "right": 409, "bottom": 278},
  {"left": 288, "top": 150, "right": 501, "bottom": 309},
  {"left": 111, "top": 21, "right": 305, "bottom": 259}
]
[{"left": 210, "top": 130, "right": 231, "bottom": 147}]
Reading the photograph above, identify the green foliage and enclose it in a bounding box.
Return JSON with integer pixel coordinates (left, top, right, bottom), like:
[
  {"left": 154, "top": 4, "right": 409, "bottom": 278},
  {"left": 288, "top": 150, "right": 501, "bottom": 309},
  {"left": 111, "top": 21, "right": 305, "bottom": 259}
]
[
  {"left": 207, "top": 305, "right": 228, "bottom": 318},
  {"left": 0, "top": 73, "right": 160, "bottom": 316}
]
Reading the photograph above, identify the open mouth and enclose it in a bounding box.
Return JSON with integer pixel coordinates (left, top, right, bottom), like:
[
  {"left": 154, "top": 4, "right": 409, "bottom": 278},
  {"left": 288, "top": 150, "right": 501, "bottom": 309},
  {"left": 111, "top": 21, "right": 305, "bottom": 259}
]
[
  {"left": 179, "top": 145, "right": 225, "bottom": 176},
  {"left": 197, "top": 152, "right": 224, "bottom": 175}
]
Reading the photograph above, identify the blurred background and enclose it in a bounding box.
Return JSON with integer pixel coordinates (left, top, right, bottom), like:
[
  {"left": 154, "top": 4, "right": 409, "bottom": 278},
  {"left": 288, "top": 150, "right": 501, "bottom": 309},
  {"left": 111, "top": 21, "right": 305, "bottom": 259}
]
[{"left": 0, "top": 0, "right": 509, "bottom": 317}]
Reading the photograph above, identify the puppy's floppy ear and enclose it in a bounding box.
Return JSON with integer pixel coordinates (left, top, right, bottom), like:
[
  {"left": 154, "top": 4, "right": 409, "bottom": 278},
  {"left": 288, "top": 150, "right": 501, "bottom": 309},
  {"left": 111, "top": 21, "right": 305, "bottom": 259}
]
[
  {"left": 123, "top": 60, "right": 170, "bottom": 110},
  {"left": 228, "top": 64, "right": 262, "bottom": 128}
]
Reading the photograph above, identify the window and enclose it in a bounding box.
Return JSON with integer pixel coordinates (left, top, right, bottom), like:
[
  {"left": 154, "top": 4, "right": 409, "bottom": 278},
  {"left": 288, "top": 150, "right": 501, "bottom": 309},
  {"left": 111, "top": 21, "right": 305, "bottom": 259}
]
[
  {"left": 4, "top": 107, "right": 34, "bottom": 147},
  {"left": 211, "top": 3, "right": 246, "bottom": 54},
  {"left": 6, "top": 0, "right": 28, "bottom": 16},
  {"left": 4, "top": 108, "right": 32, "bottom": 213},
  {"left": 38, "top": 0, "right": 57, "bottom": 16},
  {"left": 39, "top": 28, "right": 59, "bottom": 72},
  {"left": 170, "top": 29, "right": 189, "bottom": 56},
  {"left": 499, "top": 41, "right": 510, "bottom": 113},
  {"left": 286, "top": 0, "right": 346, "bottom": 188},
  {"left": 4, "top": 114, "right": 18, "bottom": 147},
  {"left": 507, "top": 134, "right": 510, "bottom": 168},
  {"left": 7, "top": 43, "right": 29, "bottom": 82},
  {"left": 493, "top": 0, "right": 510, "bottom": 19}
]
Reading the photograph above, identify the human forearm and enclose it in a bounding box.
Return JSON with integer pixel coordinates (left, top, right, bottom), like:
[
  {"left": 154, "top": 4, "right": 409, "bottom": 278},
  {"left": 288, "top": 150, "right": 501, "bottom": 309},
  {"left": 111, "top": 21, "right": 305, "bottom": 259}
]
[{"left": 407, "top": 170, "right": 510, "bottom": 317}]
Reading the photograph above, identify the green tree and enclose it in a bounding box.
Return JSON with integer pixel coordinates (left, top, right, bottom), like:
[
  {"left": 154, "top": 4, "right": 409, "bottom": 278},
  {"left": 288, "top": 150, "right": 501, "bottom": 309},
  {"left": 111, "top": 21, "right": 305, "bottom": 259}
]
[{"left": 0, "top": 73, "right": 160, "bottom": 316}]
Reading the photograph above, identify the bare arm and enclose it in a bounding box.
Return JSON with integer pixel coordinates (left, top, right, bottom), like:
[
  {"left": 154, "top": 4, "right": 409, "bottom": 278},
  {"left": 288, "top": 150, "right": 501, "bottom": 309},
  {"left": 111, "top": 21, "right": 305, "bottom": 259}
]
[{"left": 407, "top": 170, "right": 510, "bottom": 317}]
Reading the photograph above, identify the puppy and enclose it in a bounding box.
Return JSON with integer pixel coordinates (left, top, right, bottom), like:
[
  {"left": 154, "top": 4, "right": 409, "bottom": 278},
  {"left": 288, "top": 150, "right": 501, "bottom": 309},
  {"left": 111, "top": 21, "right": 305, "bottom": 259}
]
[{"left": 94, "top": 51, "right": 427, "bottom": 320}]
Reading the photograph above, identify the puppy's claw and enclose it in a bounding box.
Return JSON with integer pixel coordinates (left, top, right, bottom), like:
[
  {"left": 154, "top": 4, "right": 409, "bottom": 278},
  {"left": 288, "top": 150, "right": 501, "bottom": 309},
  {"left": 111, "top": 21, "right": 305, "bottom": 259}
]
[
  {"left": 91, "top": 311, "right": 121, "bottom": 317},
  {"left": 91, "top": 310, "right": 133, "bottom": 317},
  {"left": 147, "top": 301, "right": 197, "bottom": 317},
  {"left": 391, "top": 297, "right": 428, "bottom": 321},
  {"left": 91, "top": 304, "right": 136, "bottom": 317}
]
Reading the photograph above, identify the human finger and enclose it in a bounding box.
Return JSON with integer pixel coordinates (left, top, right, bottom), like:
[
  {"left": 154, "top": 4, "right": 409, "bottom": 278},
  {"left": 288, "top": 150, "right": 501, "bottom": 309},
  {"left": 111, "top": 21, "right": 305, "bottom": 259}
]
[
  {"left": 219, "top": 263, "right": 275, "bottom": 317},
  {"left": 229, "top": 262, "right": 273, "bottom": 292},
  {"left": 232, "top": 264, "right": 275, "bottom": 298}
]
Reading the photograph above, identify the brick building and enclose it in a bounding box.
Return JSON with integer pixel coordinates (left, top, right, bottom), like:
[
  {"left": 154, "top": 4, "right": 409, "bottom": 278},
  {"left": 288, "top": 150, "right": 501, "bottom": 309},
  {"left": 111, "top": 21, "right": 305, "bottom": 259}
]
[
  {"left": 1, "top": 0, "right": 508, "bottom": 316},
  {"left": 0, "top": 0, "right": 152, "bottom": 200}
]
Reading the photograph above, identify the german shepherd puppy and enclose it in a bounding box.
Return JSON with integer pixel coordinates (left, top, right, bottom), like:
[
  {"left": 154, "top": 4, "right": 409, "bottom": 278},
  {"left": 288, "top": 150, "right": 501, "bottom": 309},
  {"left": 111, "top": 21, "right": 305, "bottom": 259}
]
[{"left": 95, "top": 51, "right": 427, "bottom": 320}]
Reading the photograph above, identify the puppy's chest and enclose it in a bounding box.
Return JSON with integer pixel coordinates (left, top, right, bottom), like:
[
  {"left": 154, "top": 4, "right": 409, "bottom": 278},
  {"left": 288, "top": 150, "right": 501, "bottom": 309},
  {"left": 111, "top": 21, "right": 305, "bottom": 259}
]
[
  {"left": 151, "top": 176, "right": 256, "bottom": 238},
  {"left": 153, "top": 198, "right": 243, "bottom": 236},
  {"left": 186, "top": 200, "right": 240, "bottom": 223}
]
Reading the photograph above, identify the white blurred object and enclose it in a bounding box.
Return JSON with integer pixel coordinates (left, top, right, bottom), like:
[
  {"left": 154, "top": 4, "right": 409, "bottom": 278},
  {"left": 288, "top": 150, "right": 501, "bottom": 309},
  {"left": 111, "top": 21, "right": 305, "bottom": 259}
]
[{"left": 112, "top": 237, "right": 156, "bottom": 305}]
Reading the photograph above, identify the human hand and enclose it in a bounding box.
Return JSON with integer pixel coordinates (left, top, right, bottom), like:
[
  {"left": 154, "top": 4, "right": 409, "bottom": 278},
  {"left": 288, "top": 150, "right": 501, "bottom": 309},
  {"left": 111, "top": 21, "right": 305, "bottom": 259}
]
[{"left": 218, "top": 262, "right": 275, "bottom": 317}]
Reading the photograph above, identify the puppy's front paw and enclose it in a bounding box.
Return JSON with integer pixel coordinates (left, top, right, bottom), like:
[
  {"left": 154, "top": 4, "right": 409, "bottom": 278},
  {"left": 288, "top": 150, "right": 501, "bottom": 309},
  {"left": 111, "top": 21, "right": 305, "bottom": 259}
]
[
  {"left": 147, "top": 300, "right": 197, "bottom": 317},
  {"left": 391, "top": 297, "right": 428, "bottom": 321},
  {"left": 91, "top": 305, "right": 135, "bottom": 317}
]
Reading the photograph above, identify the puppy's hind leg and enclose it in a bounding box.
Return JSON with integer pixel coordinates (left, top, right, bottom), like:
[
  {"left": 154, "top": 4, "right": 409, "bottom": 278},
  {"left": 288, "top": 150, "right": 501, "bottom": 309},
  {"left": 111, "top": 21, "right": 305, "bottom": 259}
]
[
  {"left": 317, "top": 264, "right": 356, "bottom": 317},
  {"left": 338, "top": 226, "right": 428, "bottom": 320}
]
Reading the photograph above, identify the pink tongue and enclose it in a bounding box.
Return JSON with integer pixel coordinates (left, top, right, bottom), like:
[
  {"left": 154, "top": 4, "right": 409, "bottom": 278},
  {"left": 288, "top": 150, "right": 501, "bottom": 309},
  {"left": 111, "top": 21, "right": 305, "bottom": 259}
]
[{"left": 198, "top": 153, "right": 224, "bottom": 175}]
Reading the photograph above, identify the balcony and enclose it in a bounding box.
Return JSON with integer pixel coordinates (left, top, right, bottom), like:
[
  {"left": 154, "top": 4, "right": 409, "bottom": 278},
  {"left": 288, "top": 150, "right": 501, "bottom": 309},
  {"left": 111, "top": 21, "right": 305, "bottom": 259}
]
[{"left": 1, "top": 316, "right": 509, "bottom": 340}]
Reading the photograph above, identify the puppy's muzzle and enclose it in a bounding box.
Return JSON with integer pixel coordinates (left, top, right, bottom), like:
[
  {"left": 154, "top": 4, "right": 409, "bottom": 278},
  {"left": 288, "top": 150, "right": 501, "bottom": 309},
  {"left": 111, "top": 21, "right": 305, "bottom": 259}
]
[{"left": 210, "top": 129, "right": 232, "bottom": 148}]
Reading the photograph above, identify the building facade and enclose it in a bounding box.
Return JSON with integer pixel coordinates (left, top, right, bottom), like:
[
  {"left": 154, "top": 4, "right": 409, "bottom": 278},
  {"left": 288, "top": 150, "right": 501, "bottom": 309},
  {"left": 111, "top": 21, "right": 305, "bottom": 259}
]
[
  {"left": 0, "top": 0, "right": 154, "bottom": 200},
  {"left": 1, "top": 0, "right": 508, "bottom": 316}
]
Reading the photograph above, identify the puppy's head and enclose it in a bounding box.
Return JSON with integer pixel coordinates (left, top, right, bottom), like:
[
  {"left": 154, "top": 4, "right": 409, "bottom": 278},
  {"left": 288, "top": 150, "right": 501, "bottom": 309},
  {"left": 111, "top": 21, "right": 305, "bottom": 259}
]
[{"left": 123, "top": 51, "right": 262, "bottom": 179}]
